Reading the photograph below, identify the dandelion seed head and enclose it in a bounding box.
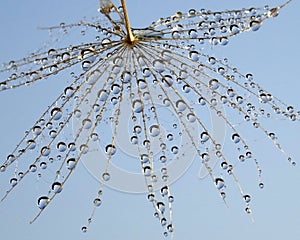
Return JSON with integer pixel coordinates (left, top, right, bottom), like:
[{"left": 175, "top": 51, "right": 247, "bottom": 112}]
[{"left": 0, "top": 0, "right": 299, "bottom": 239}]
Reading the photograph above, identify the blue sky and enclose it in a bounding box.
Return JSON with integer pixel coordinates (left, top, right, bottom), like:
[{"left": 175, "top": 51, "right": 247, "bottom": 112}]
[{"left": 0, "top": 0, "right": 300, "bottom": 239}]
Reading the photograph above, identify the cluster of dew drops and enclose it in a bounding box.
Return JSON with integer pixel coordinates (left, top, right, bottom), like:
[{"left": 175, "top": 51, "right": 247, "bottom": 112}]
[{"left": 0, "top": 0, "right": 298, "bottom": 238}]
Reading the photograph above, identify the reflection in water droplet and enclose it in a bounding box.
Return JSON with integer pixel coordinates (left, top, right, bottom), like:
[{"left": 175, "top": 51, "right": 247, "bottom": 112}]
[
  {"left": 67, "top": 158, "right": 77, "bottom": 170},
  {"left": 149, "top": 125, "right": 160, "bottom": 137},
  {"left": 52, "top": 182, "right": 63, "bottom": 193},
  {"left": 132, "top": 100, "right": 143, "bottom": 113},
  {"left": 102, "top": 172, "right": 111, "bottom": 181},
  {"left": 37, "top": 196, "right": 50, "bottom": 209},
  {"left": 93, "top": 198, "right": 102, "bottom": 207},
  {"left": 41, "top": 146, "right": 50, "bottom": 157},
  {"left": 50, "top": 107, "right": 62, "bottom": 121},
  {"left": 215, "top": 178, "right": 225, "bottom": 189},
  {"left": 10, "top": 178, "right": 18, "bottom": 187}
]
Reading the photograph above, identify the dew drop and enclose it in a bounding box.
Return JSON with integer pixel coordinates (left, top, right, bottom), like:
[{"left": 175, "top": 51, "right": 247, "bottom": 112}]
[
  {"left": 29, "top": 164, "right": 37, "bottom": 172},
  {"left": 162, "top": 75, "right": 173, "bottom": 87},
  {"left": 80, "top": 144, "right": 89, "bottom": 154},
  {"left": 66, "top": 158, "right": 77, "bottom": 170},
  {"left": 105, "top": 144, "right": 116, "bottom": 155},
  {"left": 98, "top": 89, "right": 109, "bottom": 101},
  {"left": 250, "top": 20, "right": 261, "bottom": 31},
  {"left": 10, "top": 178, "right": 18, "bottom": 187},
  {"left": 171, "top": 146, "right": 179, "bottom": 154},
  {"left": 157, "top": 202, "right": 165, "bottom": 213},
  {"left": 230, "top": 24, "right": 240, "bottom": 34},
  {"left": 243, "top": 194, "right": 251, "bottom": 203},
  {"left": 37, "top": 196, "right": 50, "bottom": 209},
  {"left": 176, "top": 100, "right": 186, "bottom": 112},
  {"left": 153, "top": 59, "right": 165, "bottom": 73},
  {"left": 102, "top": 172, "right": 111, "bottom": 181},
  {"left": 160, "top": 217, "right": 167, "bottom": 226},
  {"left": 40, "top": 162, "right": 47, "bottom": 169},
  {"left": 33, "top": 126, "right": 42, "bottom": 136},
  {"left": 0, "top": 165, "right": 6, "bottom": 172},
  {"left": 93, "top": 198, "right": 102, "bottom": 207},
  {"left": 259, "top": 182, "right": 264, "bottom": 189},
  {"left": 82, "top": 118, "right": 92, "bottom": 129},
  {"left": 143, "top": 166, "right": 152, "bottom": 176},
  {"left": 167, "top": 224, "right": 174, "bottom": 233},
  {"left": 189, "top": 50, "right": 199, "bottom": 61},
  {"left": 209, "top": 79, "right": 219, "bottom": 90},
  {"left": 245, "top": 207, "right": 252, "bottom": 214},
  {"left": 231, "top": 133, "right": 241, "bottom": 144},
  {"left": 50, "top": 107, "right": 62, "bottom": 121},
  {"left": 132, "top": 100, "right": 143, "bottom": 113},
  {"left": 200, "top": 131, "right": 209, "bottom": 142},
  {"left": 27, "top": 139, "right": 36, "bottom": 150},
  {"left": 215, "top": 178, "right": 225, "bottom": 189},
  {"left": 52, "top": 182, "right": 63, "bottom": 193},
  {"left": 56, "top": 142, "right": 67, "bottom": 152},
  {"left": 149, "top": 125, "right": 160, "bottom": 137},
  {"left": 41, "top": 146, "right": 50, "bottom": 157},
  {"left": 81, "top": 226, "right": 88, "bottom": 233}
]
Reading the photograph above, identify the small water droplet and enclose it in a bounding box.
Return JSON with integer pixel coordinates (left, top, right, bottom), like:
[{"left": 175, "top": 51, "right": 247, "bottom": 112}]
[
  {"left": 40, "top": 162, "right": 47, "bottom": 169},
  {"left": 10, "top": 178, "right": 18, "bottom": 187},
  {"left": 215, "top": 178, "right": 225, "bottom": 189},
  {"left": 105, "top": 144, "right": 116, "bottom": 155},
  {"left": 56, "top": 142, "right": 67, "bottom": 152},
  {"left": 52, "top": 182, "right": 63, "bottom": 193},
  {"left": 66, "top": 158, "right": 77, "bottom": 170},
  {"left": 132, "top": 100, "right": 143, "bottom": 113},
  {"left": 93, "top": 198, "right": 102, "bottom": 207},
  {"left": 50, "top": 107, "right": 62, "bottom": 121},
  {"left": 157, "top": 202, "right": 165, "bottom": 213},
  {"left": 41, "top": 146, "right": 50, "bottom": 157},
  {"left": 231, "top": 133, "right": 241, "bottom": 144},
  {"left": 37, "top": 196, "right": 50, "bottom": 209},
  {"left": 102, "top": 172, "right": 111, "bottom": 181},
  {"left": 81, "top": 226, "right": 88, "bottom": 233},
  {"left": 29, "top": 164, "right": 37, "bottom": 172},
  {"left": 149, "top": 125, "right": 160, "bottom": 137},
  {"left": 243, "top": 194, "right": 251, "bottom": 203}
]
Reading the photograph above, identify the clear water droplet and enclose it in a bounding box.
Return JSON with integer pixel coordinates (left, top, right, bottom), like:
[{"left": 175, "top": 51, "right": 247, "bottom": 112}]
[
  {"left": 102, "top": 172, "right": 111, "bottom": 181},
  {"left": 37, "top": 196, "right": 50, "bottom": 209},
  {"left": 93, "top": 198, "right": 102, "bottom": 207},
  {"left": 149, "top": 125, "right": 160, "bottom": 137},
  {"left": 52, "top": 182, "right": 63, "bottom": 193},
  {"left": 66, "top": 158, "right": 77, "bottom": 170}
]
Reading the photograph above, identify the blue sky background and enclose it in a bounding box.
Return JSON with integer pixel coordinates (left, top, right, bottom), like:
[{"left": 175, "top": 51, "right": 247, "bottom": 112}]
[{"left": 0, "top": 0, "right": 300, "bottom": 239}]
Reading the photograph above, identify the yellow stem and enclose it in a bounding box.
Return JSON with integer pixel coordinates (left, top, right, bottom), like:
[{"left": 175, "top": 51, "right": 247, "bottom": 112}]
[{"left": 120, "top": 0, "right": 135, "bottom": 43}]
